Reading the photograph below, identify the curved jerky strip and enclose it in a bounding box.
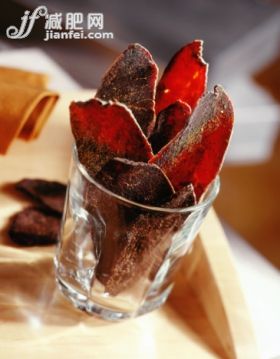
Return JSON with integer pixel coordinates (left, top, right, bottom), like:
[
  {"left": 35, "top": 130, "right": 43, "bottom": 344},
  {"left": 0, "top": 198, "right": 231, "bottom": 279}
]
[
  {"left": 164, "top": 183, "right": 196, "bottom": 209},
  {"left": 95, "top": 157, "right": 175, "bottom": 206},
  {"left": 149, "top": 100, "right": 191, "bottom": 153},
  {"left": 16, "top": 178, "right": 66, "bottom": 215},
  {"left": 96, "top": 184, "right": 196, "bottom": 295},
  {"left": 151, "top": 85, "right": 234, "bottom": 199},
  {"left": 147, "top": 183, "right": 196, "bottom": 281},
  {"left": 9, "top": 207, "right": 60, "bottom": 246},
  {"left": 155, "top": 40, "right": 208, "bottom": 114},
  {"left": 70, "top": 98, "right": 153, "bottom": 177},
  {"left": 96, "top": 43, "right": 158, "bottom": 136}
]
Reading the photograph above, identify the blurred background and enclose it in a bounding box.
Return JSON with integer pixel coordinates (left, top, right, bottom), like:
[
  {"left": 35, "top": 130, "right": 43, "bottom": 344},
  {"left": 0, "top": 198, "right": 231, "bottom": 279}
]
[
  {"left": 0, "top": 1, "right": 279, "bottom": 358},
  {"left": 0, "top": 0, "right": 279, "bottom": 86}
]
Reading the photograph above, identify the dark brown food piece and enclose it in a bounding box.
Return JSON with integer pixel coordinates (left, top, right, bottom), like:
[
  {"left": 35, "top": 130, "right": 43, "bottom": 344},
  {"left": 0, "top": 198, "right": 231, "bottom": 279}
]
[
  {"left": 155, "top": 40, "right": 208, "bottom": 114},
  {"left": 150, "top": 85, "right": 234, "bottom": 199},
  {"left": 95, "top": 184, "right": 196, "bottom": 295},
  {"left": 70, "top": 98, "right": 153, "bottom": 177},
  {"left": 16, "top": 179, "right": 66, "bottom": 215},
  {"left": 96, "top": 43, "right": 158, "bottom": 136},
  {"left": 95, "top": 157, "right": 175, "bottom": 205},
  {"left": 162, "top": 183, "right": 196, "bottom": 209},
  {"left": 149, "top": 100, "right": 191, "bottom": 153},
  {"left": 9, "top": 207, "right": 60, "bottom": 246}
]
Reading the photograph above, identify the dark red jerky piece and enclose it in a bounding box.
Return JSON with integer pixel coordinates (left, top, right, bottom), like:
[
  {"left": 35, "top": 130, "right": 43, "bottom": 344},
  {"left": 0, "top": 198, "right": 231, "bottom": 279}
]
[
  {"left": 147, "top": 183, "right": 196, "bottom": 281},
  {"left": 9, "top": 207, "right": 60, "bottom": 246},
  {"left": 150, "top": 85, "right": 234, "bottom": 199},
  {"left": 96, "top": 43, "right": 158, "bottom": 136},
  {"left": 16, "top": 179, "right": 66, "bottom": 215},
  {"left": 164, "top": 183, "right": 196, "bottom": 209},
  {"left": 155, "top": 40, "right": 208, "bottom": 114},
  {"left": 95, "top": 184, "right": 196, "bottom": 295},
  {"left": 95, "top": 157, "right": 175, "bottom": 206},
  {"left": 70, "top": 98, "right": 153, "bottom": 177},
  {"left": 149, "top": 100, "right": 191, "bottom": 153}
]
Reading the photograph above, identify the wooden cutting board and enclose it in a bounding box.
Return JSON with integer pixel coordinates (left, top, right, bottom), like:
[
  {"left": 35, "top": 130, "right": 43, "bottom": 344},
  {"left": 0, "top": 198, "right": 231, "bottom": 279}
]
[{"left": 0, "top": 91, "right": 258, "bottom": 359}]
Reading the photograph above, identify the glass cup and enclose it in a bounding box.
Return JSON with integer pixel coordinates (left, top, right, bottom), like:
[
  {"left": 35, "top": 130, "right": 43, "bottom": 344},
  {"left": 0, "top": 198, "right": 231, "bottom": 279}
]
[{"left": 54, "top": 147, "right": 220, "bottom": 320}]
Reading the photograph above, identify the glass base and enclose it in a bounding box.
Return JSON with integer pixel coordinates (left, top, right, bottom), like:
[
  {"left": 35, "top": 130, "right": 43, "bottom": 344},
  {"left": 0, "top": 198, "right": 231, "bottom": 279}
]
[{"left": 56, "top": 275, "right": 172, "bottom": 321}]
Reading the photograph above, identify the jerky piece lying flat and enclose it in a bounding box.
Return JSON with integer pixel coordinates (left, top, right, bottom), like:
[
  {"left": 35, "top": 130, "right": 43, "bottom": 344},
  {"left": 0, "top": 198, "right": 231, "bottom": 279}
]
[
  {"left": 9, "top": 207, "right": 60, "bottom": 246},
  {"left": 151, "top": 85, "right": 234, "bottom": 199},
  {"left": 95, "top": 158, "right": 174, "bottom": 205},
  {"left": 16, "top": 178, "right": 66, "bottom": 215},
  {"left": 70, "top": 98, "right": 153, "bottom": 177},
  {"left": 155, "top": 40, "right": 208, "bottom": 114},
  {"left": 149, "top": 100, "right": 191, "bottom": 153},
  {"left": 95, "top": 184, "right": 196, "bottom": 295},
  {"left": 96, "top": 43, "right": 158, "bottom": 136}
]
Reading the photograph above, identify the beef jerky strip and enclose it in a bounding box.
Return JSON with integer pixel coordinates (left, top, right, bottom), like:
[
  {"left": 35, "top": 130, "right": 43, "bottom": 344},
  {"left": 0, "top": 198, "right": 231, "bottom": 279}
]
[
  {"left": 156, "top": 40, "right": 208, "bottom": 114},
  {"left": 150, "top": 85, "right": 234, "bottom": 199},
  {"left": 95, "top": 184, "right": 196, "bottom": 295},
  {"left": 9, "top": 207, "right": 60, "bottom": 246},
  {"left": 149, "top": 100, "right": 191, "bottom": 153},
  {"left": 87, "top": 158, "right": 175, "bottom": 272},
  {"left": 70, "top": 98, "right": 153, "bottom": 177},
  {"left": 16, "top": 178, "right": 66, "bottom": 216},
  {"left": 96, "top": 43, "right": 158, "bottom": 136},
  {"left": 95, "top": 157, "right": 175, "bottom": 206}
]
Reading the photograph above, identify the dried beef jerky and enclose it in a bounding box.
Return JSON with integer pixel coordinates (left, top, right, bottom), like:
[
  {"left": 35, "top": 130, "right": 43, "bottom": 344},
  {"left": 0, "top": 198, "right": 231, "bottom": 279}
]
[
  {"left": 15, "top": 178, "right": 66, "bottom": 215},
  {"left": 95, "top": 184, "right": 196, "bottom": 295},
  {"left": 70, "top": 98, "right": 153, "bottom": 177},
  {"left": 163, "top": 183, "right": 196, "bottom": 209},
  {"left": 95, "top": 157, "right": 175, "bottom": 205},
  {"left": 9, "top": 207, "right": 60, "bottom": 246},
  {"left": 149, "top": 100, "right": 191, "bottom": 153},
  {"left": 147, "top": 183, "right": 196, "bottom": 280},
  {"left": 96, "top": 43, "right": 158, "bottom": 136},
  {"left": 155, "top": 40, "right": 208, "bottom": 114},
  {"left": 89, "top": 158, "right": 175, "bottom": 275},
  {"left": 150, "top": 85, "right": 234, "bottom": 199}
]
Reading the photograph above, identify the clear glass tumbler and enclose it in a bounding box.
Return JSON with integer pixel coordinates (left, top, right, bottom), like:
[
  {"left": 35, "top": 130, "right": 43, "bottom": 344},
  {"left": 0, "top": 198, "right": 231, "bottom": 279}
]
[{"left": 55, "top": 147, "right": 220, "bottom": 320}]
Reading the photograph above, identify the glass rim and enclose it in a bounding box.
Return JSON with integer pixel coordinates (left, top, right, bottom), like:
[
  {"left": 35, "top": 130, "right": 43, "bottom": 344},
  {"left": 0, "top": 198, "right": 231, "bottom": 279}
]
[{"left": 72, "top": 145, "right": 220, "bottom": 214}]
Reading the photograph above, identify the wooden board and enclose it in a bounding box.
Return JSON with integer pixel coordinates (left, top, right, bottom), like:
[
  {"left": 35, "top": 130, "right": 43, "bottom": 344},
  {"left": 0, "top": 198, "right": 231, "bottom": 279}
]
[{"left": 0, "top": 91, "right": 258, "bottom": 359}]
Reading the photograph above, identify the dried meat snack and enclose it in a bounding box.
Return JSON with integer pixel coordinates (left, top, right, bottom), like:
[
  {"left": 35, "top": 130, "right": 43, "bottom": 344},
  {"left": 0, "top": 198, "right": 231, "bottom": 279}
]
[
  {"left": 147, "top": 183, "right": 196, "bottom": 281},
  {"left": 149, "top": 100, "right": 191, "bottom": 153},
  {"left": 87, "top": 158, "right": 175, "bottom": 276},
  {"left": 96, "top": 43, "right": 158, "bottom": 136},
  {"left": 162, "top": 183, "right": 196, "bottom": 209},
  {"left": 9, "top": 207, "right": 60, "bottom": 246},
  {"left": 16, "top": 178, "right": 66, "bottom": 215},
  {"left": 155, "top": 40, "right": 208, "bottom": 114},
  {"left": 65, "top": 40, "right": 235, "bottom": 302},
  {"left": 95, "top": 184, "right": 196, "bottom": 295},
  {"left": 95, "top": 157, "right": 175, "bottom": 205},
  {"left": 70, "top": 98, "right": 153, "bottom": 177},
  {"left": 150, "top": 85, "right": 234, "bottom": 199}
]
